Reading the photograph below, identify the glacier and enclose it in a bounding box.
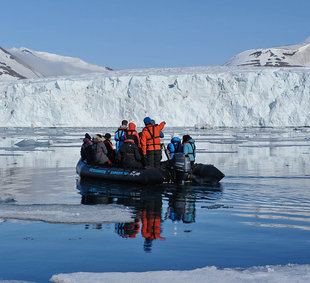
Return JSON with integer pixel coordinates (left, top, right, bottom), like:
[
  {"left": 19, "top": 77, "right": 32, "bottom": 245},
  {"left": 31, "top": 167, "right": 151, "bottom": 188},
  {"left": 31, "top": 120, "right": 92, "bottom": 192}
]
[{"left": 0, "top": 66, "right": 309, "bottom": 127}]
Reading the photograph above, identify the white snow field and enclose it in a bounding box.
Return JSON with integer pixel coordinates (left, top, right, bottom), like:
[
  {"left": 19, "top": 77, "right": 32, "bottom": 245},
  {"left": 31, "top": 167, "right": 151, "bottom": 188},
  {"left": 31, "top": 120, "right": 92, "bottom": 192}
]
[
  {"left": 0, "top": 47, "right": 41, "bottom": 81},
  {"left": 9, "top": 47, "right": 111, "bottom": 77},
  {"left": 50, "top": 264, "right": 310, "bottom": 283},
  {"left": 225, "top": 36, "right": 310, "bottom": 67},
  {"left": 0, "top": 66, "right": 309, "bottom": 127},
  {"left": 0, "top": 46, "right": 111, "bottom": 82}
]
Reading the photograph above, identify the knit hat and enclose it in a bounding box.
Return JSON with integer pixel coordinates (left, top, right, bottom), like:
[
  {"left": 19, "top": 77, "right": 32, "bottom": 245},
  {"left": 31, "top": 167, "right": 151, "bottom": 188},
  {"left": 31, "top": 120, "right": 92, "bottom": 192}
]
[
  {"left": 104, "top": 133, "right": 111, "bottom": 139},
  {"left": 143, "top": 117, "right": 152, "bottom": 125},
  {"left": 85, "top": 133, "right": 91, "bottom": 139},
  {"left": 182, "top": 135, "right": 191, "bottom": 143}
]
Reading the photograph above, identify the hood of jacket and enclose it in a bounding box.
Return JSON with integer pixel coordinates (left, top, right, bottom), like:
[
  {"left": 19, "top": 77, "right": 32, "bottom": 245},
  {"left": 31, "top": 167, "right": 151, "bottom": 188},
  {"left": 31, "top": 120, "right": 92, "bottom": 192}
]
[
  {"left": 128, "top": 122, "right": 136, "bottom": 131},
  {"left": 92, "top": 135, "right": 103, "bottom": 143},
  {"left": 83, "top": 138, "right": 92, "bottom": 144}
]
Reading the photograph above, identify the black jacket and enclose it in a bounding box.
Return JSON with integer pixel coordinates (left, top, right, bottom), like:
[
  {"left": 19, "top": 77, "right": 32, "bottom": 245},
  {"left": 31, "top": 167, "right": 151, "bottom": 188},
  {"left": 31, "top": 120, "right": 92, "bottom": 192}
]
[
  {"left": 81, "top": 138, "right": 96, "bottom": 164},
  {"left": 104, "top": 139, "right": 116, "bottom": 162},
  {"left": 116, "top": 140, "right": 142, "bottom": 168}
]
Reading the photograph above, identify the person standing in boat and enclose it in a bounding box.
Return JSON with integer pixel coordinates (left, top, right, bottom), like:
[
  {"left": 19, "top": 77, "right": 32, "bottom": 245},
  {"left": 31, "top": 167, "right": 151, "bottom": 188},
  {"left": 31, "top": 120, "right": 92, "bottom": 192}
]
[
  {"left": 116, "top": 137, "right": 143, "bottom": 169},
  {"left": 92, "top": 134, "right": 111, "bottom": 166},
  {"left": 182, "top": 135, "right": 196, "bottom": 167},
  {"left": 115, "top": 120, "right": 128, "bottom": 153},
  {"left": 80, "top": 133, "right": 96, "bottom": 165},
  {"left": 167, "top": 137, "right": 183, "bottom": 159},
  {"left": 151, "top": 119, "right": 164, "bottom": 138},
  {"left": 141, "top": 117, "right": 166, "bottom": 168},
  {"left": 103, "top": 133, "right": 116, "bottom": 163}
]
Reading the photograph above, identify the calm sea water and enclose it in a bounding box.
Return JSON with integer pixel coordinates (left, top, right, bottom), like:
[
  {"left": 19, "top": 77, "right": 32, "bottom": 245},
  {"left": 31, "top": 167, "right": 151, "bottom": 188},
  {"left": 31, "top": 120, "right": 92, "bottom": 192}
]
[{"left": 0, "top": 127, "right": 309, "bottom": 283}]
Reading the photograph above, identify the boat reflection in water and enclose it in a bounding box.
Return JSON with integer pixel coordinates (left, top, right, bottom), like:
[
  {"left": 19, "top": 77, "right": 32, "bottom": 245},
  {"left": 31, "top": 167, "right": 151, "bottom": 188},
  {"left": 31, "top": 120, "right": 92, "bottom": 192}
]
[
  {"left": 164, "top": 187, "right": 196, "bottom": 224},
  {"left": 77, "top": 178, "right": 223, "bottom": 252}
]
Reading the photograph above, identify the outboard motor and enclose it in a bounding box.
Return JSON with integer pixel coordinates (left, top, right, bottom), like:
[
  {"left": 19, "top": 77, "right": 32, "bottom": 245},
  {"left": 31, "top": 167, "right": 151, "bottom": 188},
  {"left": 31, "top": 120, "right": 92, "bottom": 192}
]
[{"left": 171, "top": 153, "right": 191, "bottom": 184}]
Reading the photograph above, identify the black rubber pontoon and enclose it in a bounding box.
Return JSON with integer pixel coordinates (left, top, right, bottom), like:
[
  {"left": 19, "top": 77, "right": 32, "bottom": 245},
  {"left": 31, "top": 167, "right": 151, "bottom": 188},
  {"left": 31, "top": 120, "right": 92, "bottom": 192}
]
[{"left": 76, "top": 159, "right": 165, "bottom": 185}]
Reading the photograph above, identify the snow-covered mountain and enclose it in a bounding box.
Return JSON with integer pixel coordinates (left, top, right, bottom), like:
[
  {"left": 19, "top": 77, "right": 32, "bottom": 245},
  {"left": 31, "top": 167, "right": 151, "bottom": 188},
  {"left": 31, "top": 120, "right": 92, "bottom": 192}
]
[
  {"left": 0, "top": 66, "right": 309, "bottom": 127},
  {"left": 9, "top": 47, "right": 112, "bottom": 77},
  {"left": 0, "top": 47, "right": 42, "bottom": 81},
  {"left": 0, "top": 46, "right": 111, "bottom": 81},
  {"left": 225, "top": 37, "right": 310, "bottom": 67}
]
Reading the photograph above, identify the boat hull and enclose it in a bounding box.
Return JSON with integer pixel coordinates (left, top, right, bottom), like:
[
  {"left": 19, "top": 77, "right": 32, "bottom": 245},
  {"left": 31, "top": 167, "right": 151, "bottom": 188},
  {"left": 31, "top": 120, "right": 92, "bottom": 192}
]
[
  {"left": 76, "top": 159, "right": 165, "bottom": 185},
  {"left": 76, "top": 159, "right": 225, "bottom": 185}
]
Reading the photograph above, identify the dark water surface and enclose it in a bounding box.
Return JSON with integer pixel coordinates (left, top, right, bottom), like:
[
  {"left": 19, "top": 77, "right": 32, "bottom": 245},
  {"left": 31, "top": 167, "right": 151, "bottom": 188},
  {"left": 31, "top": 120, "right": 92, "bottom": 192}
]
[{"left": 0, "top": 127, "right": 309, "bottom": 283}]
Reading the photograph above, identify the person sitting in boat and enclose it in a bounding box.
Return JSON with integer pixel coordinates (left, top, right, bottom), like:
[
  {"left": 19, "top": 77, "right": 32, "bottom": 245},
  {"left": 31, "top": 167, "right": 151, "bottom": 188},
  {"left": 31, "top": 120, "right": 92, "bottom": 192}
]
[
  {"left": 125, "top": 122, "right": 140, "bottom": 147},
  {"left": 103, "top": 133, "right": 116, "bottom": 163},
  {"left": 167, "top": 137, "right": 183, "bottom": 159},
  {"left": 182, "top": 135, "right": 196, "bottom": 166},
  {"left": 116, "top": 138, "right": 143, "bottom": 169},
  {"left": 92, "top": 134, "right": 111, "bottom": 166},
  {"left": 80, "top": 133, "right": 96, "bottom": 165},
  {"left": 115, "top": 120, "right": 128, "bottom": 153},
  {"left": 141, "top": 117, "right": 166, "bottom": 168}
]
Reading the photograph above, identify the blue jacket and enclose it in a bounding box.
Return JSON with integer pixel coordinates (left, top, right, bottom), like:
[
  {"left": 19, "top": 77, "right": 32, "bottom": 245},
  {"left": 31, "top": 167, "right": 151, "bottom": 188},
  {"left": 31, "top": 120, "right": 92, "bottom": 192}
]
[
  {"left": 167, "top": 142, "right": 183, "bottom": 158},
  {"left": 183, "top": 139, "right": 196, "bottom": 162},
  {"left": 115, "top": 126, "right": 127, "bottom": 152}
]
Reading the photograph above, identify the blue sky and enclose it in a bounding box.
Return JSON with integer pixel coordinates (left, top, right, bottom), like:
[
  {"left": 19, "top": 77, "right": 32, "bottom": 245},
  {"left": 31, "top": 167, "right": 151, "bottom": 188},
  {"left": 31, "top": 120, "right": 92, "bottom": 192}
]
[{"left": 2, "top": 0, "right": 310, "bottom": 70}]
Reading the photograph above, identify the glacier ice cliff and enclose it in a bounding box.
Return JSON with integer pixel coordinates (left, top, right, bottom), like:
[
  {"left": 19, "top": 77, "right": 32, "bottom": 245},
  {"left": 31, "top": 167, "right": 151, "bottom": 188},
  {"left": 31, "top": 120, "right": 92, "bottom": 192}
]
[{"left": 0, "top": 66, "right": 309, "bottom": 127}]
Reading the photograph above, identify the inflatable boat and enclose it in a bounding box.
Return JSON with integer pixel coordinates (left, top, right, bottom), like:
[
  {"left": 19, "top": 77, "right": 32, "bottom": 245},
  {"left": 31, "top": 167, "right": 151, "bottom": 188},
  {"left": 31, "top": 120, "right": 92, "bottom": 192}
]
[{"left": 76, "top": 153, "right": 225, "bottom": 185}]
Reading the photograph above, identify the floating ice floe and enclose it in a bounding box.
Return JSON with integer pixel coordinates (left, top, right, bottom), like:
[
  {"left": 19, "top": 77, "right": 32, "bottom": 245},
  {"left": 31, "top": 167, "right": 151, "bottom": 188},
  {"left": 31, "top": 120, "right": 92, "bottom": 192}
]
[
  {"left": 194, "top": 123, "right": 212, "bottom": 129},
  {"left": 0, "top": 204, "right": 133, "bottom": 224},
  {"left": 50, "top": 264, "right": 310, "bottom": 283},
  {"left": 14, "top": 139, "right": 53, "bottom": 147},
  {"left": 0, "top": 194, "right": 16, "bottom": 204}
]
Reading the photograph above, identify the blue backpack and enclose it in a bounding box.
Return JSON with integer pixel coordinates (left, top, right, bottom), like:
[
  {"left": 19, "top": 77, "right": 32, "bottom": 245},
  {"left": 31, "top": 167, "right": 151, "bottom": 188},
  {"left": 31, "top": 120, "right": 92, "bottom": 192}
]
[{"left": 115, "top": 127, "right": 127, "bottom": 152}]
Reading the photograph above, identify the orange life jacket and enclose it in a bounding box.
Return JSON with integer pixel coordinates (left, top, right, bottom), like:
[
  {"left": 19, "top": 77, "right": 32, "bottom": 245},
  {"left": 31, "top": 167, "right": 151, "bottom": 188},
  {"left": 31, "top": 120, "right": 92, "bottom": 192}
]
[
  {"left": 125, "top": 122, "right": 140, "bottom": 146},
  {"left": 141, "top": 121, "right": 165, "bottom": 155}
]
